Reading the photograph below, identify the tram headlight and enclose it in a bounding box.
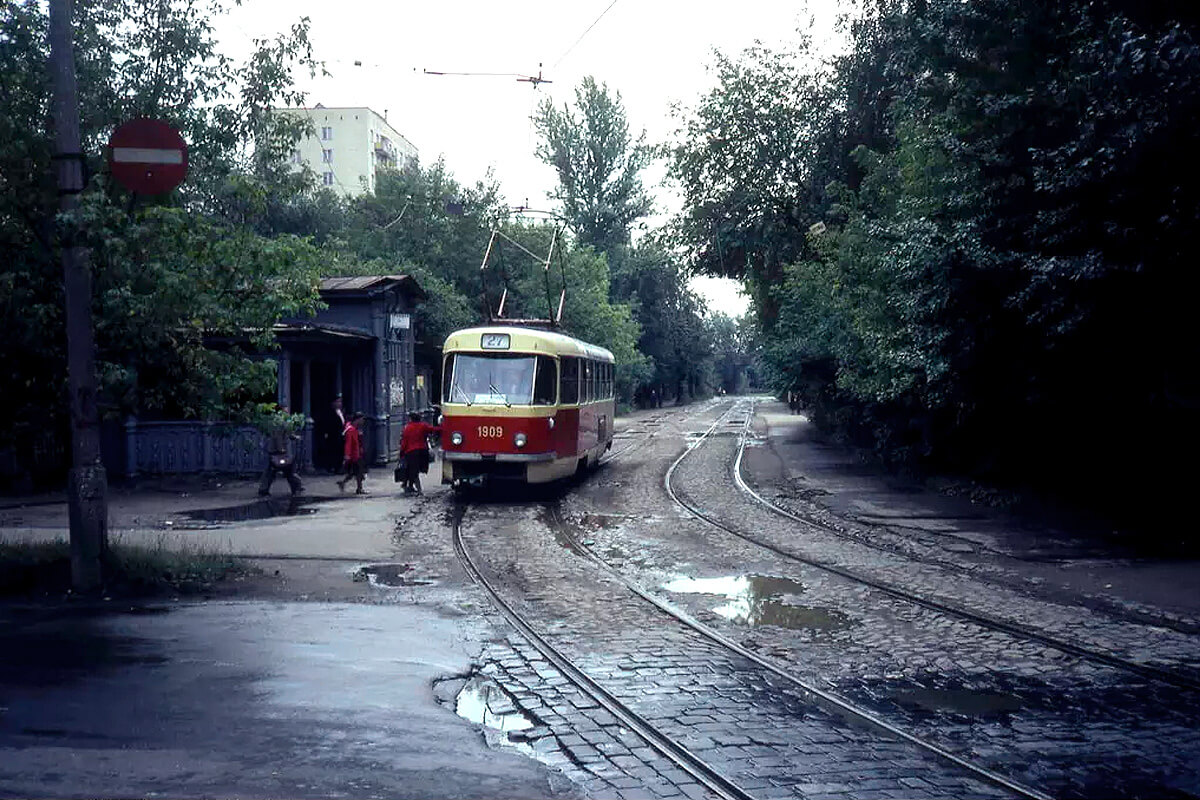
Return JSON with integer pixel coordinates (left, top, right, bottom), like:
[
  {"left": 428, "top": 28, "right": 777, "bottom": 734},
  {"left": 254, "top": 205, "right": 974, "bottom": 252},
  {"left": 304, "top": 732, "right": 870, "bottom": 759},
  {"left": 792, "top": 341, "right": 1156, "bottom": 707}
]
[
  {"left": 514, "top": 432, "right": 527, "bottom": 448},
  {"left": 437, "top": 414, "right": 443, "bottom": 425},
  {"left": 450, "top": 431, "right": 463, "bottom": 446},
  {"left": 547, "top": 417, "right": 555, "bottom": 430}
]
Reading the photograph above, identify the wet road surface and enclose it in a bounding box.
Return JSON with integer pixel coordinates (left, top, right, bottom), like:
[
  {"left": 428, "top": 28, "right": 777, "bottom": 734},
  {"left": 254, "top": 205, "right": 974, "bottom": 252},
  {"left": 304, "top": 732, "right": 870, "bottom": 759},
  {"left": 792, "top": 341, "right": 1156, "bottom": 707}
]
[
  {"left": 5, "top": 398, "right": 1200, "bottom": 799},
  {"left": 0, "top": 601, "right": 577, "bottom": 799}
]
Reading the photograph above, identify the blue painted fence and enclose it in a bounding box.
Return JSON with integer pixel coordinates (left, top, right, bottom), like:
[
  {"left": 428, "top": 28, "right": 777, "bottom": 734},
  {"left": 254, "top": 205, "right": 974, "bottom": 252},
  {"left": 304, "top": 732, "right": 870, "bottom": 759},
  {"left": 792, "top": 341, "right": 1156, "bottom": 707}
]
[{"left": 115, "top": 419, "right": 312, "bottom": 478}]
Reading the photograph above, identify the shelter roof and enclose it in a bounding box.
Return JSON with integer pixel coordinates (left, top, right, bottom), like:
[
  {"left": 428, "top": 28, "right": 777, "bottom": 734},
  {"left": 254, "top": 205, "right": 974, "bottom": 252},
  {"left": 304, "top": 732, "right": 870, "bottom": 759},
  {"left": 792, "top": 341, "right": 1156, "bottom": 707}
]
[
  {"left": 272, "top": 321, "right": 375, "bottom": 342},
  {"left": 320, "top": 275, "right": 426, "bottom": 300}
]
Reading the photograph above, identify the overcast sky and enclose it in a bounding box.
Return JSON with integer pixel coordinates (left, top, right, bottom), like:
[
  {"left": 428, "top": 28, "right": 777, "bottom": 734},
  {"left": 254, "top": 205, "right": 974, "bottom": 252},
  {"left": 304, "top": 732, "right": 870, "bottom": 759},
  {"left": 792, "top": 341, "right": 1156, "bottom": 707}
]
[{"left": 215, "top": 1, "right": 843, "bottom": 316}]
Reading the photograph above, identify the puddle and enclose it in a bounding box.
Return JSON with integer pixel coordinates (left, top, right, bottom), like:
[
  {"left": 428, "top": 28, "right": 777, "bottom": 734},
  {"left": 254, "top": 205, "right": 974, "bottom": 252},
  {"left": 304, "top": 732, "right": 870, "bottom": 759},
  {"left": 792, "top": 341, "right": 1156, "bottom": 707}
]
[
  {"left": 353, "top": 563, "right": 431, "bottom": 588},
  {"left": 662, "top": 574, "right": 851, "bottom": 631},
  {"left": 178, "top": 498, "right": 318, "bottom": 525},
  {"left": 455, "top": 675, "right": 535, "bottom": 734},
  {"left": 577, "top": 513, "right": 625, "bottom": 531},
  {"left": 893, "top": 687, "right": 1023, "bottom": 717}
]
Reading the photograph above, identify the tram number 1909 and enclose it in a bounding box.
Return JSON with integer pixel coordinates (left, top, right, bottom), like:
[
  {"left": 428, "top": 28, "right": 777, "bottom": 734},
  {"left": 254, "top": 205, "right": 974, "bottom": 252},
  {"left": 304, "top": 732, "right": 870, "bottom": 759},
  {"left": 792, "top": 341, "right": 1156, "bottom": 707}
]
[{"left": 477, "top": 425, "right": 504, "bottom": 439}]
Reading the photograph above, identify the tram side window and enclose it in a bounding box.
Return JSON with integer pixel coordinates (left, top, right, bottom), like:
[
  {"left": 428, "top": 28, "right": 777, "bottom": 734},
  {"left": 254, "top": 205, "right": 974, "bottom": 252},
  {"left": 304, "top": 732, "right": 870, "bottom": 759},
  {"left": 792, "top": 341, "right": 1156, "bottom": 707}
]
[
  {"left": 583, "top": 360, "right": 593, "bottom": 403},
  {"left": 605, "top": 362, "right": 612, "bottom": 398},
  {"left": 561, "top": 356, "right": 579, "bottom": 404},
  {"left": 533, "top": 356, "right": 557, "bottom": 405}
]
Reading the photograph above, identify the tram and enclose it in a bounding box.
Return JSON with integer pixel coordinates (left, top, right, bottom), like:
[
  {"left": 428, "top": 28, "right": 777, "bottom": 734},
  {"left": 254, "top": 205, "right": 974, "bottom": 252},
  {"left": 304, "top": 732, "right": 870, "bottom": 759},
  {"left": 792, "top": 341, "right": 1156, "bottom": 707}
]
[{"left": 439, "top": 325, "right": 616, "bottom": 487}]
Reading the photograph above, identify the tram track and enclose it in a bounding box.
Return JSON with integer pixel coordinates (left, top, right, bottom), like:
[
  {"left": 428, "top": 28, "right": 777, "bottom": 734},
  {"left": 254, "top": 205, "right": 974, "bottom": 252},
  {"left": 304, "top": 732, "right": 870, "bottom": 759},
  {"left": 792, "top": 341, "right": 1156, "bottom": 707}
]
[
  {"left": 447, "top": 400, "right": 1200, "bottom": 799},
  {"left": 664, "top": 399, "right": 1200, "bottom": 692},
  {"left": 540, "top": 504, "right": 1049, "bottom": 800},
  {"left": 732, "top": 409, "right": 1200, "bottom": 638},
  {"left": 451, "top": 500, "right": 753, "bottom": 800},
  {"left": 449, "top": 401, "right": 1036, "bottom": 800}
]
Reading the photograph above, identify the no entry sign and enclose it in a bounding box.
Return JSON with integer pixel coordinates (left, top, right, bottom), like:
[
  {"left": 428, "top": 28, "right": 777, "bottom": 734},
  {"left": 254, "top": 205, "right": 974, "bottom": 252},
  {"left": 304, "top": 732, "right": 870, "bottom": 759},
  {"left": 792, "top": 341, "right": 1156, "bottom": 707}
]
[{"left": 107, "top": 118, "right": 188, "bottom": 195}]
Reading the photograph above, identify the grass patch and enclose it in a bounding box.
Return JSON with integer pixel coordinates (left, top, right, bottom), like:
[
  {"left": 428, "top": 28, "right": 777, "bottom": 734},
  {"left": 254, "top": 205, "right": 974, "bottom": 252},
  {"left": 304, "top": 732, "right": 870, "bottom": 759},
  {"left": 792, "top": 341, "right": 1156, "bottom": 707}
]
[{"left": 0, "top": 537, "right": 259, "bottom": 599}]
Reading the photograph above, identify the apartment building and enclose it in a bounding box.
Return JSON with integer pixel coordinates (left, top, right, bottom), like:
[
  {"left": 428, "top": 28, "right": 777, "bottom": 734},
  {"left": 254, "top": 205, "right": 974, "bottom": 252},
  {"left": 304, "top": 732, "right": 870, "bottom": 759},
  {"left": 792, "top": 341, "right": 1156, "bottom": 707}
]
[{"left": 275, "top": 105, "right": 418, "bottom": 197}]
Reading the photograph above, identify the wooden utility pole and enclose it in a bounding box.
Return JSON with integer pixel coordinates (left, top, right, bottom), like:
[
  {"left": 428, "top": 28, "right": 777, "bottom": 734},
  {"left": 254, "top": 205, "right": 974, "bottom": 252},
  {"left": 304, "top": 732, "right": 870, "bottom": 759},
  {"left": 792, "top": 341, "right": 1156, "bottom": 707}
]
[{"left": 49, "top": 0, "right": 108, "bottom": 592}]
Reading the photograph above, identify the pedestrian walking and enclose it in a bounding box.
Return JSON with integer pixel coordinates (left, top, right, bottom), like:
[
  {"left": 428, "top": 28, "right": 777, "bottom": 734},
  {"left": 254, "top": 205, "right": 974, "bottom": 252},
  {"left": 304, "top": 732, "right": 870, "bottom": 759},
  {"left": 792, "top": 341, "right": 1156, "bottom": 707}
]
[
  {"left": 399, "top": 411, "right": 440, "bottom": 495},
  {"left": 320, "top": 395, "right": 346, "bottom": 471},
  {"left": 337, "top": 411, "right": 367, "bottom": 494},
  {"left": 258, "top": 406, "right": 303, "bottom": 497}
]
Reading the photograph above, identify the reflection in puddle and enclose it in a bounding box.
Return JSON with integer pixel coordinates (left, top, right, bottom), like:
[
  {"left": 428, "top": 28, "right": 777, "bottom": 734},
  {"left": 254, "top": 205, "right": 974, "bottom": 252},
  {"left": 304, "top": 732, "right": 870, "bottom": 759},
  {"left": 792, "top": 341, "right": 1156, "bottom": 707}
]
[
  {"left": 353, "top": 563, "right": 431, "bottom": 588},
  {"left": 893, "top": 687, "right": 1023, "bottom": 717},
  {"left": 178, "top": 498, "right": 317, "bottom": 525},
  {"left": 455, "top": 675, "right": 535, "bottom": 734},
  {"left": 663, "top": 574, "right": 850, "bottom": 631}
]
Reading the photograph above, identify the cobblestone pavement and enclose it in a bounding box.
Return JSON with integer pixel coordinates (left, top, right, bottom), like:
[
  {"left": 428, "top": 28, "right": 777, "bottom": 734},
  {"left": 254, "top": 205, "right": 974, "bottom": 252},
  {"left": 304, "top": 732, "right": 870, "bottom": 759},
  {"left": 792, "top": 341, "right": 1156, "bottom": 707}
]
[
  {"left": 685, "top": 429, "right": 1200, "bottom": 681},
  {"left": 555, "top": 399, "right": 1200, "bottom": 798},
  {"left": 740, "top": 443, "right": 1200, "bottom": 637},
  {"left": 452, "top": 400, "right": 1021, "bottom": 800},
  {"left": 460, "top": 502, "right": 1011, "bottom": 800}
]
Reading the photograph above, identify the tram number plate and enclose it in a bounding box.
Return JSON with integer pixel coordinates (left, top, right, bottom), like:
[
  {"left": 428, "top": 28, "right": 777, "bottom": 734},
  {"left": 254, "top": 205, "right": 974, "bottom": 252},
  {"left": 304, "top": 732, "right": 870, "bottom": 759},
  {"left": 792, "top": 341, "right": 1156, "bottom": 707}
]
[{"left": 477, "top": 425, "right": 504, "bottom": 439}]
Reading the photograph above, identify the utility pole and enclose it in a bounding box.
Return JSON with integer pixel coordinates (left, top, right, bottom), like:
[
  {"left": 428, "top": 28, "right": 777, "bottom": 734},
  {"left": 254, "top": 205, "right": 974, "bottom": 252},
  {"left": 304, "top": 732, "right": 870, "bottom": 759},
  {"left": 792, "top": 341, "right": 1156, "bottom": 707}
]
[{"left": 49, "top": 0, "right": 108, "bottom": 592}]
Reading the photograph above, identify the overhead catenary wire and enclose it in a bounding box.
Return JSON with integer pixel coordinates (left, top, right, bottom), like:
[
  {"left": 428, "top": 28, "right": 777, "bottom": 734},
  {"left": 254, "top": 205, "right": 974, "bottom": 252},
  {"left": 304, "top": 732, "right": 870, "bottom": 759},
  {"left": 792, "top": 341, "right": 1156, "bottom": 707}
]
[{"left": 552, "top": 0, "right": 620, "bottom": 68}]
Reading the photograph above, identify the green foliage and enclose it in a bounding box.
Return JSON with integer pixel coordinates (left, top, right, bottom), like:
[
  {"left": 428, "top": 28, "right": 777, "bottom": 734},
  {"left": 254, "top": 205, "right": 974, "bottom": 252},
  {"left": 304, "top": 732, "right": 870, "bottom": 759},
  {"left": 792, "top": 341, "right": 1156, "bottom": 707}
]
[
  {"left": 534, "top": 77, "right": 653, "bottom": 253},
  {"left": 251, "top": 403, "right": 306, "bottom": 435},
  {"left": 0, "top": 0, "right": 325, "bottom": 436},
  {"left": 0, "top": 538, "right": 256, "bottom": 598},
  {"left": 671, "top": 0, "right": 1200, "bottom": 514},
  {"left": 668, "top": 40, "right": 841, "bottom": 315},
  {"left": 608, "top": 238, "right": 714, "bottom": 403}
]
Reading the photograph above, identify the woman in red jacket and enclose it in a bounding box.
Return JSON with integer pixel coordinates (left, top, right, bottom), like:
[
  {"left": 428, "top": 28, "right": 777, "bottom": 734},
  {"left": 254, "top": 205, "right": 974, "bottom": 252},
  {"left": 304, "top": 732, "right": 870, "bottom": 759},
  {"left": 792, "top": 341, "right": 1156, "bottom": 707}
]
[
  {"left": 400, "top": 411, "right": 440, "bottom": 495},
  {"left": 337, "top": 412, "right": 367, "bottom": 494}
]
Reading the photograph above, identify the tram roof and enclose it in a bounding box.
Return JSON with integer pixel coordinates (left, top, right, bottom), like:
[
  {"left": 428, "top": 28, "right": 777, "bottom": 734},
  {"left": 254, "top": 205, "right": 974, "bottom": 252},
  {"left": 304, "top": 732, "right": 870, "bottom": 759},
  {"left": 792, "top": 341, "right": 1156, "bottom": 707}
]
[{"left": 444, "top": 325, "right": 615, "bottom": 363}]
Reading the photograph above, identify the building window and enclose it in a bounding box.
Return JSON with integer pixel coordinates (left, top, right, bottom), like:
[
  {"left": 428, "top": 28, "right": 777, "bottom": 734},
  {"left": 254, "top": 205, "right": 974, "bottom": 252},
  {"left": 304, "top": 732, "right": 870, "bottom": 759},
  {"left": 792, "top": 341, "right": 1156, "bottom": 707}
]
[
  {"left": 320, "top": 126, "right": 332, "bottom": 140},
  {"left": 322, "top": 149, "right": 333, "bottom": 163},
  {"left": 322, "top": 171, "right": 334, "bottom": 186},
  {"left": 290, "top": 150, "right": 302, "bottom": 164}
]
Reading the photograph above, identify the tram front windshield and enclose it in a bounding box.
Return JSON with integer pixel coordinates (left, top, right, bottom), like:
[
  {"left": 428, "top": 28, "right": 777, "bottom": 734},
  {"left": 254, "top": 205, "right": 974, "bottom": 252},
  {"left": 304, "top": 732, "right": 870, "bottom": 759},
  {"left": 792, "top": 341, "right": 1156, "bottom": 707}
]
[{"left": 445, "top": 353, "right": 539, "bottom": 405}]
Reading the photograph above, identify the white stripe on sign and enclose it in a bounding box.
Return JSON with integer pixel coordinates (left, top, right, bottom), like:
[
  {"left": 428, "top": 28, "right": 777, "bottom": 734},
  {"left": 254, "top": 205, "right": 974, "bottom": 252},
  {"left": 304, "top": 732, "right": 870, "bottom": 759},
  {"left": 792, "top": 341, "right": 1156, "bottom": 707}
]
[{"left": 112, "top": 147, "right": 184, "bottom": 164}]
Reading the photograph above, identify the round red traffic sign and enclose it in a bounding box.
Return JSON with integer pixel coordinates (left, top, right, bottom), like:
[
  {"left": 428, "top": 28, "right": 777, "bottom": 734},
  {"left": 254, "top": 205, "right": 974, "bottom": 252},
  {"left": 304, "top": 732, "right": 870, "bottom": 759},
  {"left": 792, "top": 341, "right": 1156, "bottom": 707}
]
[{"left": 107, "top": 118, "right": 188, "bottom": 195}]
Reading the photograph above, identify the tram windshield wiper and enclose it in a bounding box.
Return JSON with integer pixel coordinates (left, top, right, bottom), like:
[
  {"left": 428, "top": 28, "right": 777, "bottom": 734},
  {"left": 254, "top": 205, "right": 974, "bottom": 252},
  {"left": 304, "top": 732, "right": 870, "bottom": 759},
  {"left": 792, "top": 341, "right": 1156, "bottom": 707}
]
[
  {"left": 488, "top": 382, "right": 511, "bottom": 408},
  {"left": 453, "top": 384, "right": 472, "bottom": 406}
]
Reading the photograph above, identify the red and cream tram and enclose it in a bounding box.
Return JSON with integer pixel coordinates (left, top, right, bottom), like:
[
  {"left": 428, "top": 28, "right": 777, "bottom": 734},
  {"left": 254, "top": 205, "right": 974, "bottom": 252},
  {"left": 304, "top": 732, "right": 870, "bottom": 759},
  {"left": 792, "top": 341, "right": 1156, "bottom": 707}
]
[{"left": 440, "top": 325, "right": 616, "bottom": 487}]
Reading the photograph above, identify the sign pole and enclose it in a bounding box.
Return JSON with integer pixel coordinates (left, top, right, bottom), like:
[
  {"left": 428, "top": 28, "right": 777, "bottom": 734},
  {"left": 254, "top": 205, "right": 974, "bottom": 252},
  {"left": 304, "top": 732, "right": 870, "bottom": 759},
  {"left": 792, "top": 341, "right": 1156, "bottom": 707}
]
[{"left": 50, "top": 0, "right": 108, "bottom": 592}]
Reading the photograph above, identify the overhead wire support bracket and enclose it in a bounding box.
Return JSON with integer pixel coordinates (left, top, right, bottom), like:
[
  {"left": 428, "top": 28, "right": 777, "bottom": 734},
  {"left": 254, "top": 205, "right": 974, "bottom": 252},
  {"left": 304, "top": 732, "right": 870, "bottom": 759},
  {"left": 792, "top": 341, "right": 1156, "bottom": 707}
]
[{"left": 478, "top": 217, "right": 569, "bottom": 328}]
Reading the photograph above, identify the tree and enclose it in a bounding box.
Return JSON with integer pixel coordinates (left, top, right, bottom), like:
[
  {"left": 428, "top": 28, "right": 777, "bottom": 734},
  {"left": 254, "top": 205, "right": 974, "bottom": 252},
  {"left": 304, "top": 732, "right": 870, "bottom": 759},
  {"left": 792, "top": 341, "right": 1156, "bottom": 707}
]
[
  {"left": 668, "top": 39, "right": 843, "bottom": 326},
  {"left": 608, "top": 238, "right": 713, "bottom": 404},
  {"left": 670, "top": 0, "right": 1200, "bottom": 524},
  {"left": 533, "top": 76, "right": 653, "bottom": 254},
  {"left": 0, "top": 0, "right": 326, "bottom": 462}
]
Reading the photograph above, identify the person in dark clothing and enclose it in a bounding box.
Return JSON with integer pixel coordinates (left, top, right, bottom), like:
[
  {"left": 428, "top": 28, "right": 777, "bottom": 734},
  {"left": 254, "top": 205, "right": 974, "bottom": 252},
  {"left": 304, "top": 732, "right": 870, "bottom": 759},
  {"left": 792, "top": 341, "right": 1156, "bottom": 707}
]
[
  {"left": 337, "top": 412, "right": 367, "bottom": 494},
  {"left": 399, "top": 411, "right": 440, "bottom": 495},
  {"left": 258, "top": 406, "right": 303, "bottom": 496},
  {"left": 320, "top": 395, "right": 346, "bottom": 471}
]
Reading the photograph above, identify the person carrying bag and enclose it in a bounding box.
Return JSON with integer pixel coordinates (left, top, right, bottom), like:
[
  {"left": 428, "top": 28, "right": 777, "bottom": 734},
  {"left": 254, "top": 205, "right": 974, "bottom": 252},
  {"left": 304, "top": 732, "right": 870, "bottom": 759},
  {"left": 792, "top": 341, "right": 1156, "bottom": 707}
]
[{"left": 398, "top": 411, "right": 440, "bottom": 495}]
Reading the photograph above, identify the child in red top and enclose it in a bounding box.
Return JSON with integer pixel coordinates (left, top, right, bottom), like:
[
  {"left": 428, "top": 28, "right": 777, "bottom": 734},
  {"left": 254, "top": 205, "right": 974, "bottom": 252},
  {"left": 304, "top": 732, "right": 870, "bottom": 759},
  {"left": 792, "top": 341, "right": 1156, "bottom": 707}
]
[
  {"left": 400, "top": 411, "right": 441, "bottom": 495},
  {"left": 337, "top": 412, "right": 367, "bottom": 494}
]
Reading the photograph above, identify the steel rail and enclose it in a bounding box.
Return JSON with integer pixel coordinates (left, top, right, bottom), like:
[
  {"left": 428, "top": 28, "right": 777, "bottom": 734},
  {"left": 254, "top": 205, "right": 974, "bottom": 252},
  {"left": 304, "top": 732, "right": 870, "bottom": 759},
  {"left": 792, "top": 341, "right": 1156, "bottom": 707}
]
[
  {"left": 729, "top": 415, "right": 1200, "bottom": 638},
  {"left": 547, "top": 502, "right": 1049, "bottom": 800},
  {"left": 451, "top": 502, "right": 756, "bottom": 800},
  {"left": 702, "top": 404, "right": 1200, "bottom": 692},
  {"left": 659, "top": 401, "right": 1053, "bottom": 799}
]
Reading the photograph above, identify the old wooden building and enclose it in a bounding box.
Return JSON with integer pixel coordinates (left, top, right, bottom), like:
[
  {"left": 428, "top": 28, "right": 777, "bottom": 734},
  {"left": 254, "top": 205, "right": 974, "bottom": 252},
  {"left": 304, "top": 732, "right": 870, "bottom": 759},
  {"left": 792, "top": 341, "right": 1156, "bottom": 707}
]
[{"left": 276, "top": 275, "right": 427, "bottom": 471}]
